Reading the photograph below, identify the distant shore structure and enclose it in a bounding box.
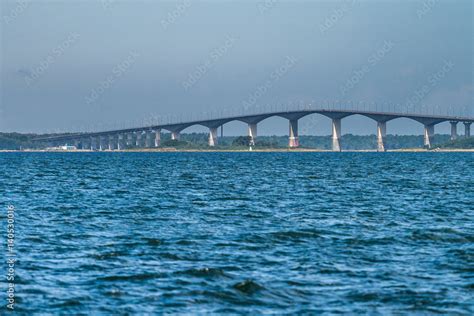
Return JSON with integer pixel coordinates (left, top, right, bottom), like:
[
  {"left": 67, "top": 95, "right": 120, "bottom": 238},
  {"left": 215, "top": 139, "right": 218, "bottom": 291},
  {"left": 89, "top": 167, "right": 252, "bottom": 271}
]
[{"left": 33, "top": 107, "right": 473, "bottom": 152}]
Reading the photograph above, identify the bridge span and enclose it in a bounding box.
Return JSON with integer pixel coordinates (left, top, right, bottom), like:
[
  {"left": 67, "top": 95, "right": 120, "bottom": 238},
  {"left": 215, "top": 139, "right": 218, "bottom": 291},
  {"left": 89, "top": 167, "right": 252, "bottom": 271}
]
[{"left": 35, "top": 109, "right": 473, "bottom": 151}]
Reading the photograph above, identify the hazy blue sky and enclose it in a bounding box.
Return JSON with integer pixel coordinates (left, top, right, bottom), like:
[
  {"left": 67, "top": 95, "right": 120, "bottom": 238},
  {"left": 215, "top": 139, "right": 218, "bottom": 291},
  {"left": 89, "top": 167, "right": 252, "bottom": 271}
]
[{"left": 1, "top": 0, "right": 472, "bottom": 135}]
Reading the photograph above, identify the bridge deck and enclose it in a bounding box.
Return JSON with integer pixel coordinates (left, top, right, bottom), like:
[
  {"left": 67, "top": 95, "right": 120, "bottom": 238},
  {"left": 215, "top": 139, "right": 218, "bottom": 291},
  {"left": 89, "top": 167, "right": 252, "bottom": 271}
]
[{"left": 33, "top": 109, "right": 474, "bottom": 142}]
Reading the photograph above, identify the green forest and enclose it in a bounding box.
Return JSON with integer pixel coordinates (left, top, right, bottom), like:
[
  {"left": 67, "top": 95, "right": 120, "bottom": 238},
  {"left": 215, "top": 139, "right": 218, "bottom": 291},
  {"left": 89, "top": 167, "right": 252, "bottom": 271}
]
[{"left": 1, "top": 132, "right": 473, "bottom": 150}]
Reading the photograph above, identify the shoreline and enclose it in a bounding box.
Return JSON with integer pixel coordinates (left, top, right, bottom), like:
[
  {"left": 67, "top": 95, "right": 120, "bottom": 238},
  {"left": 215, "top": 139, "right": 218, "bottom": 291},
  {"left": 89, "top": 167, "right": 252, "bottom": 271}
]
[{"left": 1, "top": 148, "right": 473, "bottom": 153}]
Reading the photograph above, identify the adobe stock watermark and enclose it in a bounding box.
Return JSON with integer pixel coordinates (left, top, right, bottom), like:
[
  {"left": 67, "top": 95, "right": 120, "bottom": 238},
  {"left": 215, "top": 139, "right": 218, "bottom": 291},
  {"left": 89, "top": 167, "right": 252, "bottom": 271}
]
[
  {"left": 405, "top": 60, "right": 454, "bottom": 113},
  {"left": 5, "top": 205, "right": 16, "bottom": 310},
  {"left": 85, "top": 51, "right": 140, "bottom": 105},
  {"left": 340, "top": 40, "right": 394, "bottom": 97},
  {"left": 182, "top": 35, "right": 238, "bottom": 91},
  {"left": 257, "top": 0, "right": 278, "bottom": 15},
  {"left": 242, "top": 56, "right": 298, "bottom": 110},
  {"left": 101, "top": 0, "right": 117, "bottom": 10},
  {"left": 417, "top": 0, "right": 438, "bottom": 19},
  {"left": 319, "top": 0, "right": 358, "bottom": 35},
  {"left": 161, "top": 0, "right": 191, "bottom": 30},
  {"left": 2, "top": 0, "right": 31, "bottom": 25},
  {"left": 23, "top": 32, "right": 80, "bottom": 86}
]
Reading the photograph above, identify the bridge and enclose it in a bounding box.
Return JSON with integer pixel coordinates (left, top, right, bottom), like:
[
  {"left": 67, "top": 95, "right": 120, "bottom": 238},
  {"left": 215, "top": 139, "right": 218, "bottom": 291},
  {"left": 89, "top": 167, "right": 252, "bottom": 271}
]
[{"left": 35, "top": 108, "right": 473, "bottom": 151}]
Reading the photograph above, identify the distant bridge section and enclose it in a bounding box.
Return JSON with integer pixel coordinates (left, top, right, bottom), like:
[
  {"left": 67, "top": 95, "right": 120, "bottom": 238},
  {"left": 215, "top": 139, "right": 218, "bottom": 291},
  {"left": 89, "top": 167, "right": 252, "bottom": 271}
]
[{"left": 34, "top": 109, "right": 473, "bottom": 151}]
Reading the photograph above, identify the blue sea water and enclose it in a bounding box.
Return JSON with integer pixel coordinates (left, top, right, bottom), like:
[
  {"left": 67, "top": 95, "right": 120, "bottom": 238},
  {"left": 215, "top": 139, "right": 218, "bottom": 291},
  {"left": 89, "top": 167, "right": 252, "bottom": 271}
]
[{"left": 0, "top": 152, "right": 473, "bottom": 314}]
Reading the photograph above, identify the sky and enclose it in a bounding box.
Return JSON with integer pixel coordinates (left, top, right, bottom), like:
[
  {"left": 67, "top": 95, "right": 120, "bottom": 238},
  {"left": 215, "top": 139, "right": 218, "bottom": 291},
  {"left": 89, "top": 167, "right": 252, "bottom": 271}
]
[{"left": 0, "top": 0, "right": 473, "bottom": 135}]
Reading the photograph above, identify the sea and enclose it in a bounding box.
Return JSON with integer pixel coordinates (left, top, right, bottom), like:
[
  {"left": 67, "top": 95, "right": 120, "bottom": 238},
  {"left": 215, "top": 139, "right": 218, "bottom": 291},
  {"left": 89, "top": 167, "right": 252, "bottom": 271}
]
[{"left": 0, "top": 152, "right": 473, "bottom": 314}]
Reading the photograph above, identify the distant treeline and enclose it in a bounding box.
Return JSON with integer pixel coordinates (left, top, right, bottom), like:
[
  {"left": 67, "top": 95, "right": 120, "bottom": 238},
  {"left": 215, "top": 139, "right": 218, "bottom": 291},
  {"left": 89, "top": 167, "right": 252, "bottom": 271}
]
[
  {"left": 2, "top": 132, "right": 472, "bottom": 150},
  {"left": 167, "top": 133, "right": 462, "bottom": 150},
  {"left": 438, "top": 137, "right": 474, "bottom": 149},
  {"left": 0, "top": 133, "right": 64, "bottom": 150}
]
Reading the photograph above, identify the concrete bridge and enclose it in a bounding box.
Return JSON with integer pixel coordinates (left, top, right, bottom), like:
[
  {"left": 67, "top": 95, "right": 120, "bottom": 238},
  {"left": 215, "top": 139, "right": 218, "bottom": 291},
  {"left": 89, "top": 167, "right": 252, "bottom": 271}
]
[{"left": 34, "top": 109, "right": 473, "bottom": 151}]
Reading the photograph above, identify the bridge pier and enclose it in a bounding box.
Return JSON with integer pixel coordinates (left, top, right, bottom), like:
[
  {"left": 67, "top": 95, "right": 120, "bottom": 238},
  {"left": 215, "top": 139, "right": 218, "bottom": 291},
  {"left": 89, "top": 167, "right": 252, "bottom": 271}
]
[
  {"left": 208, "top": 127, "right": 218, "bottom": 147},
  {"left": 248, "top": 123, "right": 257, "bottom": 146},
  {"left": 82, "top": 138, "right": 90, "bottom": 150},
  {"left": 135, "top": 132, "right": 142, "bottom": 148},
  {"left": 464, "top": 122, "right": 471, "bottom": 138},
  {"left": 135, "top": 132, "right": 144, "bottom": 148},
  {"left": 155, "top": 130, "right": 161, "bottom": 147},
  {"left": 424, "top": 124, "right": 435, "bottom": 148},
  {"left": 100, "top": 136, "right": 108, "bottom": 151},
  {"left": 108, "top": 135, "right": 116, "bottom": 150},
  {"left": 288, "top": 119, "right": 299, "bottom": 148},
  {"left": 96, "top": 137, "right": 102, "bottom": 151},
  {"left": 144, "top": 131, "right": 153, "bottom": 148},
  {"left": 450, "top": 121, "right": 458, "bottom": 140},
  {"left": 376, "top": 121, "right": 387, "bottom": 152},
  {"left": 117, "top": 134, "right": 125, "bottom": 150},
  {"left": 91, "top": 137, "right": 99, "bottom": 151},
  {"left": 126, "top": 133, "right": 135, "bottom": 148},
  {"left": 171, "top": 131, "right": 180, "bottom": 141},
  {"left": 332, "top": 119, "right": 342, "bottom": 152}
]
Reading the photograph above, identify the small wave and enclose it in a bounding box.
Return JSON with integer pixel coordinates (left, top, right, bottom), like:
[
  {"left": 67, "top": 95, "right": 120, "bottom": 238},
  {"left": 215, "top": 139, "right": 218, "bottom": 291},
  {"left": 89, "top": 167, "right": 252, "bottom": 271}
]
[
  {"left": 270, "top": 230, "right": 322, "bottom": 241},
  {"left": 177, "top": 267, "right": 227, "bottom": 278},
  {"left": 343, "top": 236, "right": 396, "bottom": 246},
  {"left": 23, "top": 288, "right": 48, "bottom": 295},
  {"left": 104, "top": 289, "right": 123, "bottom": 297},
  {"left": 50, "top": 299, "right": 83, "bottom": 308},
  {"left": 410, "top": 229, "right": 472, "bottom": 243},
  {"left": 176, "top": 239, "right": 194, "bottom": 245},
  {"left": 160, "top": 253, "right": 183, "bottom": 260},
  {"left": 144, "top": 238, "right": 163, "bottom": 246},
  {"left": 97, "top": 273, "right": 163, "bottom": 282},
  {"left": 211, "top": 196, "right": 252, "bottom": 202},
  {"left": 77, "top": 263, "right": 105, "bottom": 271},
  {"left": 22, "top": 236, "right": 44, "bottom": 243},
  {"left": 113, "top": 189, "right": 129, "bottom": 194},
  {"left": 179, "top": 172, "right": 195, "bottom": 179},
  {"left": 91, "top": 251, "right": 128, "bottom": 260},
  {"left": 233, "top": 280, "right": 264, "bottom": 294},
  {"left": 346, "top": 291, "right": 380, "bottom": 302}
]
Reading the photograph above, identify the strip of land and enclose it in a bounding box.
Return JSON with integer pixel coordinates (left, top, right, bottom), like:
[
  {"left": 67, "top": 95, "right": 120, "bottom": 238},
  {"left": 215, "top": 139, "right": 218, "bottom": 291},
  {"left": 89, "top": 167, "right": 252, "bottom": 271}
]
[
  {"left": 2, "top": 148, "right": 473, "bottom": 153},
  {"left": 1, "top": 132, "right": 473, "bottom": 151}
]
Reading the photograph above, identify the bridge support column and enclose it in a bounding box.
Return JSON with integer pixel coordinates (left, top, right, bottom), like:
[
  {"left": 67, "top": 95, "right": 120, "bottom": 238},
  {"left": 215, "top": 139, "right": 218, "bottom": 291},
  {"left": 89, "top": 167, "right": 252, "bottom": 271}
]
[
  {"left": 464, "top": 122, "right": 471, "bottom": 138},
  {"left": 248, "top": 123, "right": 257, "bottom": 146},
  {"left": 171, "top": 131, "right": 180, "bottom": 141},
  {"left": 117, "top": 134, "right": 125, "bottom": 150},
  {"left": 332, "top": 119, "right": 342, "bottom": 152},
  {"left": 82, "top": 139, "right": 90, "bottom": 150},
  {"left": 377, "top": 121, "right": 387, "bottom": 152},
  {"left": 101, "top": 136, "right": 107, "bottom": 151},
  {"left": 108, "top": 135, "right": 116, "bottom": 150},
  {"left": 135, "top": 133, "right": 143, "bottom": 148},
  {"left": 155, "top": 130, "right": 161, "bottom": 147},
  {"left": 126, "top": 133, "right": 135, "bottom": 148},
  {"left": 140, "top": 132, "right": 147, "bottom": 148},
  {"left": 288, "top": 119, "right": 299, "bottom": 148},
  {"left": 424, "top": 124, "right": 435, "bottom": 148},
  {"left": 91, "top": 137, "right": 98, "bottom": 151},
  {"left": 145, "top": 132, "right": 153, "bottom": 148},
  {"left": 208, "top": 127, "right": 218, "bottom": 147},
  {"left": 450, "top": 121, "right": 458, "bottom": 140}
]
